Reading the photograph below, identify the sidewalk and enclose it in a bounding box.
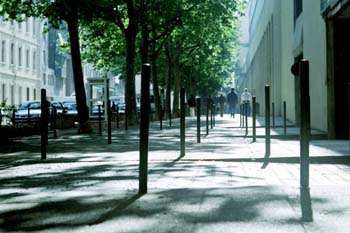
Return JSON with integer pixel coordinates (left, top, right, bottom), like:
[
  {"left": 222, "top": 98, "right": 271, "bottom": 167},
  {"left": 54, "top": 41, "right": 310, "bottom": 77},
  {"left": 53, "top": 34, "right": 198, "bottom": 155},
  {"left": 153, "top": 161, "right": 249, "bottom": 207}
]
[{"left": 0, "top": 115, "right": 349, "bottom": 232}]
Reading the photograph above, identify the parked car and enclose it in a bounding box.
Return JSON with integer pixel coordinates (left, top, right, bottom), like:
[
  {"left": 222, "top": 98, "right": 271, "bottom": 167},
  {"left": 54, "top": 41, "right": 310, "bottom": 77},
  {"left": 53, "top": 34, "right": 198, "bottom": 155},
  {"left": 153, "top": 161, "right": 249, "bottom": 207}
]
[
  {"left": 14, "top": 100, "right": 47, "bottom": 125},
  {"left": 63, "top": 101, "right": 78, "bottom": 121},
  {"left": 51, "top": 101, "right": 67, "bottom": 115},
  {"left": 91, "top": 105, "right": 104, "bottom": 117}
]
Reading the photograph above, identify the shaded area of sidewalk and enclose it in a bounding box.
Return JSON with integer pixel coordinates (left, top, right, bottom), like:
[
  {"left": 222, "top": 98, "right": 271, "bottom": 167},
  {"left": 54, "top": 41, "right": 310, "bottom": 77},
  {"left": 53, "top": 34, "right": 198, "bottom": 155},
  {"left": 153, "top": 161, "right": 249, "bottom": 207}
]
[{"left": 0, "top": 115, "right": 350, "bottom": 232}]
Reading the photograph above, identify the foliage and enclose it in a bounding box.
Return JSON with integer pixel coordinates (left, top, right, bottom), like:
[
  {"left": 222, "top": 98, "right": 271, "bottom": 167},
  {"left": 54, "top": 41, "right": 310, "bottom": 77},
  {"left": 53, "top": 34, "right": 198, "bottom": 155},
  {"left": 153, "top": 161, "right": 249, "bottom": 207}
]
[
  {"left": 166, "top": 0, "right": 244, "bottom": 96},
  {"left": 79, "top": 0, "right": 245, "bottom": 95}
]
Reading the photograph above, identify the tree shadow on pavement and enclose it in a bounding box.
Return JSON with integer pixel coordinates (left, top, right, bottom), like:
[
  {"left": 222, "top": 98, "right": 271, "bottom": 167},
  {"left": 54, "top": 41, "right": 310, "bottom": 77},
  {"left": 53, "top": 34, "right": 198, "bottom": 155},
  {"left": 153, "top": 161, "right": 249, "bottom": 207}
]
[{"left": 0, "top": 186, "right": 326, "bottom": 232}]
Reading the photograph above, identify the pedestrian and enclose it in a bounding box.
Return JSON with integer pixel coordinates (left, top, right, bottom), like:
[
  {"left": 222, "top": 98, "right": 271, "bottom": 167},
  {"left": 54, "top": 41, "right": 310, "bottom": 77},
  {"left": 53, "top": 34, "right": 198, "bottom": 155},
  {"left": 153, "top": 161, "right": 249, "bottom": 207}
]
[
  {"left": 111, "top": 101, "right": 116, "bottom": 112},
  {"left": 188, "top": 94, "right": 196, "bottom": 117},
  {"left": 218, "top": 94, "right": 226, "bottom": 117},
  {"left": 227, "top": 88, "right": 238, "bottom": 118},
  {"left": 241, "top": 88, "right": 252, "bottom": 116}
]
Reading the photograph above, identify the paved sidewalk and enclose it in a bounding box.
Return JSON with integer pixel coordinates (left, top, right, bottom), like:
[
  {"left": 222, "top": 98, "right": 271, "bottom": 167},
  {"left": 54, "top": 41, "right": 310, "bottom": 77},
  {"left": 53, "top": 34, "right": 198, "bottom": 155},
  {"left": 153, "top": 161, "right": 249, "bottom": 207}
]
[{"left": 0, "top": 115, "right": 350, "bottom": 232}]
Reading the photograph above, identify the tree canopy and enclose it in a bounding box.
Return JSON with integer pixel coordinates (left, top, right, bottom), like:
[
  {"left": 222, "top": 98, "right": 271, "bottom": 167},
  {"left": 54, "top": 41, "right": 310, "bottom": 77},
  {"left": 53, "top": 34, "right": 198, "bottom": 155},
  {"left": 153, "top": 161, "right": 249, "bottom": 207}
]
[
  {"left": 80, "top": 0, "right": 245, "bottom": 117},
  {"left": 1, "top": 0, "right": 246, "bottom": 123}
]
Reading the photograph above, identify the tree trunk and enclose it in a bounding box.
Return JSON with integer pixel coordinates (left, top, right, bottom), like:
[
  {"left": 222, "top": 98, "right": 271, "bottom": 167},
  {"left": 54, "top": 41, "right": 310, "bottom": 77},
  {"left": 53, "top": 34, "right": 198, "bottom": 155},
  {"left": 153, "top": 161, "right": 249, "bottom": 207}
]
[
  {"left": 125, "top": 28, "right": 138, "bottom": 126},
  {"left": 66, "top": 6, "right": 91, "bottom": 133},
  {"left": 165, "top": 44, "right": 173, "bottom": 119},
  {"left": 151, "top": 54, "right": 161, "bottom": 121},
  {"left": 173, "top": 66, "right": 180, "bottom": 118}
]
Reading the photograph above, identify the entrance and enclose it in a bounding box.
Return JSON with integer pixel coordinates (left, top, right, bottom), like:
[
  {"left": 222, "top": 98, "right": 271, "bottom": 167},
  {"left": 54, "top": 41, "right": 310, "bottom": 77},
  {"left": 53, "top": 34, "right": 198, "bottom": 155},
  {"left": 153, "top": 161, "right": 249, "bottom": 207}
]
[{"left": 333, "top": 19, "right": 350, "bottom": 139}]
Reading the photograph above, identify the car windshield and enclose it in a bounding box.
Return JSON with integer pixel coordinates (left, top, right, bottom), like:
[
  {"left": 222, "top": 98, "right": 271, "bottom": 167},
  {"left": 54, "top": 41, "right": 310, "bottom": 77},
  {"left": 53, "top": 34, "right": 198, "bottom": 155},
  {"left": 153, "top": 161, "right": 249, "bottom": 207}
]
[
  {"left": 51, "top": 102, "right": 63, "bottom": 109},
  {"left": 18, "top": 102, "right": 41, "bottom": 110},
  {"left": 64, "top": 102, "right": 77, "bottom": 110}
]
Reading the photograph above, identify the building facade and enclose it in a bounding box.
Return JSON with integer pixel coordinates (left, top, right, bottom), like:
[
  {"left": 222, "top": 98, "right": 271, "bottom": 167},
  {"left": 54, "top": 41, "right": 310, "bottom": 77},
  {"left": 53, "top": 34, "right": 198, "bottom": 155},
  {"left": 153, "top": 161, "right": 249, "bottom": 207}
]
[
  {"left": 241, "top": 0, "right": 343, "bottom": 137},
  {"left": 0, "top": 17, "right": 116, "bottom": 111},
  {"left": 0, "top": 17, "right": 43, "bottom": 105}
]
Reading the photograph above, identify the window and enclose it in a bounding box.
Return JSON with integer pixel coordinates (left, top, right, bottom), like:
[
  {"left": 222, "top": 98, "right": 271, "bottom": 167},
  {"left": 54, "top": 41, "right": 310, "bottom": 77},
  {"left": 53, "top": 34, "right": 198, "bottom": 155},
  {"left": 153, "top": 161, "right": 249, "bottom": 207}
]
[
  {"left": 33, "top": 88, "right": 36, "bottom": 100},
  {"left": 26, "top": 87, "right": 30, "bottom": 101},
  {"left": 26, "top": 18, "right": 29, "bottom": 33},
  {"left": 18, "top": 46, "right": 22, "bottom": 67},
  {"left": 32, "top": 50, "right": 36, "bottom": 70},
  {"left": 1, "top": 84, "right": 6, "bottom": 103},
  {"left": 26, "top": 49, "right": 30, "bottom": 68},
  {"left": 18, "top": 86, "right": 22, "bottom": 103},
  {"left": 10, "top": 43, "right": 14, "bottom": 65},
  {"left": 43, "top": 50, "right": 46, "bottom": 66},
  {"left": 18, "top": 21, "right": 22, "bottom": 30},
  {"left": 32, "top": 18, "right": 36, "bottom": 36},
  {"left": 10, "top": 85, "right": 14, "bottom": 105},
  {"left": 1, "top": 40, "right": 5, "bottom": 63},
  {"left": 43, "top": 73, "right": 46, "bottom": 85}
]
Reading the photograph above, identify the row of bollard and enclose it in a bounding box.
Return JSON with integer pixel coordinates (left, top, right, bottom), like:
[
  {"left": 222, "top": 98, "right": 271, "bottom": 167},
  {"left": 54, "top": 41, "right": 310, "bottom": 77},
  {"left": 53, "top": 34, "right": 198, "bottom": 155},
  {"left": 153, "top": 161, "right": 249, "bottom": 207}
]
[
  {"left": 37, "top": 61, "right": 312, "bottom": 220},
  {"left": 38, "top": 60, "right": 312, "bottom": 221},
  {"left": 240, "top": 96, "right": 289, "bottom": 139}
]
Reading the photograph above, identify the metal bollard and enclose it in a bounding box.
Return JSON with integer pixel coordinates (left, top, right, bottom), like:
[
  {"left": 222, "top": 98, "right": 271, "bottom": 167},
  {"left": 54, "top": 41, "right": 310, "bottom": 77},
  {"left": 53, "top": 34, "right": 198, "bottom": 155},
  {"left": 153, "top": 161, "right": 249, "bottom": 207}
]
[
  {"left": 242, "top": 104, "right": 246, "bottom": 128},
  {"left": 108, "top": 100, "right": 112, "bottom": 144},
  {"left": 206, "top": 98, "right": 209, "bottom": 135},
  {"left": 139, "top": 64, "right": 151, "bottom": 194},
  {"left": 283, "top": 101, "right": 287, "bottom": 134},
  {"left": 12, "top": 110, "right": 15, "bottom": 126},
  {"left": 272, "top": 102, "right": 275, "bottom": 128},
  {"left": 213, "top": 104, "right": 216, "bottom": 127},
  {"left": 262, "top": 85, "right": 270, "bottom": 168},
  {"left": 41, "top": 89, "right": 48, "bottom": 160},
  {"left": 240, "top": 104, "right": 242, "bottom": 128},
  {"left": 98, "top": 105, "right": 102, "bottom": 136},
  {"left": 196, "top": 98, "right": 201, "bottom": 143},
  {"left": 53, "top": 106, "right": 57, "bottom": 138},
  {"left": 299, "top": 60, "right": 310, "bottom": 190},
  {"left": 160, "top": 107, "right": 163, "bottom": 130},
  {"left": 348, "top": 83, "right": 350, "bottom": 152},
  {"left": 125, "top": 108, "right": 128, "bottom": 131},
  {"left": 180, "top": 87, "right": 186, "bottom": 156},
  {"left": 245, "top": 102, "right": 248, "bottom": 136},
  {"left": 27, "top": 108, "right": 30, "bottom": 124},
  {"left": 169, "top": 112, "right": 172, "bottom": 128},
  {"left": 210, "top": 103, "right": 213, "bottom": 129},
  {"left": 252, "top": 96, "right": 256, "bottom": 142},
  {"left": 116, "top": 107, "right": 119, "bottom": 128}
]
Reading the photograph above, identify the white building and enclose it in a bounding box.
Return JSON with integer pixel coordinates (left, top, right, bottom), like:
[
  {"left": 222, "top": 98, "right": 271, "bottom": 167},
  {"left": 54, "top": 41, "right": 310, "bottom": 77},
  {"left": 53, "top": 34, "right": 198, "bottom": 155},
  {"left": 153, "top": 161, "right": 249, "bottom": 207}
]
[
  {"left": 0, "top": 18, "right": 48, "bottom": 105},
  {"left": 0, "top": 16, "right": 115, "bottom": 110},
  {"left": 241, "top": 0, "right": 334, "bottom": 136}
]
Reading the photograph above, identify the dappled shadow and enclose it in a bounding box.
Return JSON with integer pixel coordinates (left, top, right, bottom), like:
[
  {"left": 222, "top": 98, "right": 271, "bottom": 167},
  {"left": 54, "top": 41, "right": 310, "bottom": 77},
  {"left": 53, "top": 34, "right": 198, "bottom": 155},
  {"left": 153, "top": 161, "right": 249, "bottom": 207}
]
[
  {"left": 0, "top": 185, "right": 326, "bottom": 232},
  {"left": 1, "top": 117, "right": 350, "bottom": 231},
  {"left": 186, "top": 155, "right": 350, "bottom": 165},
  {"left": 0, "top": 193, "right": 143, "bottom": 232}
]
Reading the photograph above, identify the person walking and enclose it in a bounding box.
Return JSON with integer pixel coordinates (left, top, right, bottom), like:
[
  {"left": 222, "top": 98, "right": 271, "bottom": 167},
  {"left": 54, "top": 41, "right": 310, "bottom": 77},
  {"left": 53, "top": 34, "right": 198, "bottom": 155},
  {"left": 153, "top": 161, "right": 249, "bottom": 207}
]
[
  {"left": 241, "top": 88, "right": 252, "bottom": 116},
  {"left": 218, "top": 94, "right": 226, "bottom": 117},
  {"left": 227, "top": 88, "right": 238, "bottom": 118},
  {"left": 187, "top": 94, "right": 196, "bottom": 117}
]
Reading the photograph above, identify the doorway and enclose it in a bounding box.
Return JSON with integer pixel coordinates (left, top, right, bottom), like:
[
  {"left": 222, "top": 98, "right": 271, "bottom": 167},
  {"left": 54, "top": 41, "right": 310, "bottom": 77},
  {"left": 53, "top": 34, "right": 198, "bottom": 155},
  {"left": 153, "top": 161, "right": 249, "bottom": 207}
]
[{"left": 333, "top": 19, "right": 350, "bottom": 139}]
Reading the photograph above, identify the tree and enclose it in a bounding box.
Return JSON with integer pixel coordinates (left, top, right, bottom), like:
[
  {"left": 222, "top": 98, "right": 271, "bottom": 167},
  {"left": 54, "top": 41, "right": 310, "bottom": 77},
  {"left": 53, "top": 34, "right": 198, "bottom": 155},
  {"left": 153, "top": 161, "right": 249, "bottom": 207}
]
[
  {"left": 79, "top": 0, "right": 245, "bottom": 121},
  {"left": 163, "top": 0, "right": 244, "bottom": 114},
  {"left": 0, "top": 0, "right": 106, "bottom": 133}
]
